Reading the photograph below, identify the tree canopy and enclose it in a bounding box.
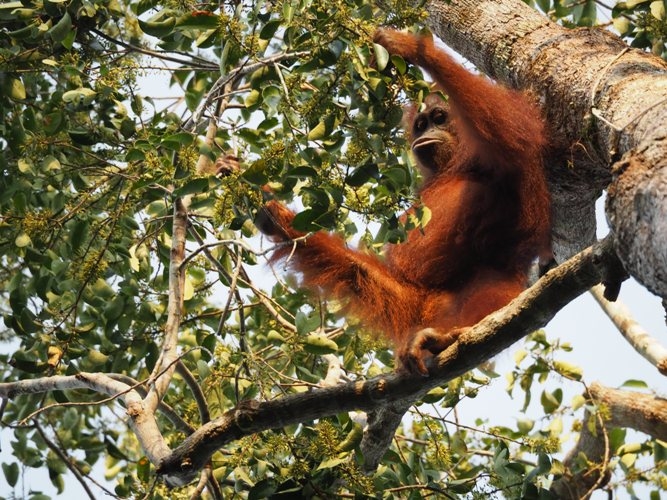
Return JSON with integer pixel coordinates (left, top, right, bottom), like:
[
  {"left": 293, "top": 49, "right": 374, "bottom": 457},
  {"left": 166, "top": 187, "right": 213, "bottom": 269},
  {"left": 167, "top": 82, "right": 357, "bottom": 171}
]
[{"left": 1, "top": 0, "right": 666, "bottom": 498}]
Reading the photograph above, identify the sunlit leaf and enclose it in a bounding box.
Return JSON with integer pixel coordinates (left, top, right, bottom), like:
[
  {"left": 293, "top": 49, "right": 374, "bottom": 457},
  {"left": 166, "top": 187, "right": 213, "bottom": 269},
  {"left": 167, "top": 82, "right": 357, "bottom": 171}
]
[
  {"left": 302, "top": 334, "right": 338, "bottom": 355},
  {"left": 373, "top": 43, "right": 390, "bottom": 71},
  {"left": 62, "top": 88, "right": 97, "bottom": 105},
  {"left": 553, "top": 360, "right": 583, "bottom": 380},
  {"left": 8, "top": 77, "right": 26, "bottom": 100},
  {"left": 15, "top": 232, "right": 31, "bottom": 247}
]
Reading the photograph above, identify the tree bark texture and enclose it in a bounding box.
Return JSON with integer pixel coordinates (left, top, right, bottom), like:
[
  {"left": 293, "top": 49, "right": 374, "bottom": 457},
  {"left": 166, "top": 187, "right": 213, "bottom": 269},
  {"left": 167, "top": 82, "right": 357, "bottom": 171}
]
[{"left": 422, "top": 0, "right": 667, "bottom": 297}]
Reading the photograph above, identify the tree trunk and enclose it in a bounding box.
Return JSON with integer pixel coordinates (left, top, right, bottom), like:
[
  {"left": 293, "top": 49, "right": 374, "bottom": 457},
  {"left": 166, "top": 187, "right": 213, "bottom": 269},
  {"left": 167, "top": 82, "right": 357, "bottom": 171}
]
[{"left": 422, "top": 0, "right": 667, "bottom": 297}]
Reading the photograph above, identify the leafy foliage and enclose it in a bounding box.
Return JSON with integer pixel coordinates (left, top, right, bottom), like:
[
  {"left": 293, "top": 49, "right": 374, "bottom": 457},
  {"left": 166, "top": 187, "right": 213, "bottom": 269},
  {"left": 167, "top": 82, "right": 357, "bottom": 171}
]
[
  {"left": 612, "top": 0, "right": 667, "bottom": 56},
  {"left": 0, "top": 0, "right": 666, "bottom": 498}
]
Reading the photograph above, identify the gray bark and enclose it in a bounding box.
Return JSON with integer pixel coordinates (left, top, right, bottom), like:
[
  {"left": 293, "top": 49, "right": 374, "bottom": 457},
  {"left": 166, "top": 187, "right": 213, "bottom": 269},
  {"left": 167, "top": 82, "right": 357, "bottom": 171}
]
[{"left": 423, "top": 0, "right": 667, "bottom": 295}]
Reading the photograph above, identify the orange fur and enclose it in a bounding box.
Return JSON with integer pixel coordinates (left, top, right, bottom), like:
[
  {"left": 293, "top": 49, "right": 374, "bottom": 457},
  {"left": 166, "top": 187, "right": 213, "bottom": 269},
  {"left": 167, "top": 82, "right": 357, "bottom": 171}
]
[{"left": 257, "top": 29, "right": 551, "bottom": 375}]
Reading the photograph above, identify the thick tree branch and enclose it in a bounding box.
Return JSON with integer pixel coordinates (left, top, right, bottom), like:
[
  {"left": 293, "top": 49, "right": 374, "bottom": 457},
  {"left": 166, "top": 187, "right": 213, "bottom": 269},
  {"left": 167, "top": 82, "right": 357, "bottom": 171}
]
[
  {"left": 157, "top": 237, "right": 623, "bottom": 486},
  {"left": 0, "top": 373, "right": 171, "bottom": 466},
  {"left": 361, "top": 401, "right": 412, "bottom": 471},
  {"left": 590, "top": 382, "right": 667, "bottom": 440},
  {"left": 551, "top": 381, "right": 667, "bottom": 498}
]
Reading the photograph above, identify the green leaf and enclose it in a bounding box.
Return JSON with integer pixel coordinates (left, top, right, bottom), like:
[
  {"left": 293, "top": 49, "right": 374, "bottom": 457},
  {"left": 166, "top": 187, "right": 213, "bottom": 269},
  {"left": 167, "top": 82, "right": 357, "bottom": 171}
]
[
  {"left": 307, "top": 120, "right": 328, "bottom": 141},
  {"left": 621, "top": 379, "right": 649, "bottom": 389},
  {"left": 651, "top": 1, "right": 665, "bottom": 19},
  {"left": 295, "top": 310, "right": 320, "bottom": 335},
  {"left": 422, "top": 386, "right": 446, "bottom": 403},
  {"left": 286, "top": 166, "right": 318, "bottom": 178},
  {"left": 176, "top": 11, "right": 219, "bottom": 29},
  {"left": 336, "top": 423, "right": 363, "bottom": 452},
  {"left": 373, "top": 43, "right": 390, "bottom": 71},
  {"left": 161, "top": 132, "right": 194, "bottom": 149},
  {"left": 571, "top": 393, "right": 586, "bottom": 411},
  {"left": 244, "top": 89, "right": 261, "bottom": 108},
  {"left": 248, "top": 479, "right": 277, "bottom": 500},
  {"left": 262, "top": 85, "right": 281, "bottom": 114},
  {"left": 536, "top": 0, "right": 551, "bottom": 12},
  {"left": 138, "top": 16, "right": 176, "bottom": 37},
  {"left": 259, "top": 20, "right": 281, "bottom": 40},
  {"left": 174, "top": 177, "right": 210, "bottom": 197},
  {"left": 15, "top": 232, "right": 31, "bottom": 247},
  {"left": 44, "top": 111, "right": 64, "bottom": 135},
  {"left": 196, "top": 359, "right": 211, "bottom": 380},
  {"left": 8, "top": 77, "right": 26, "bottom": 100},
  {"left": 6, "top": 22, "right": 38, "bottom": 41},
  {"left": 48, "top": 11, "right": 72, "bottom": 42},
  {"left": 2, "top": 462, "right": 19, "bottom": 487},
  {"left": 283, "top": 0, "right": 295, "bottom": 23},
  {"left": 302, "top": 334, "right": 338, "bottom": 355},
  {"left": 42, "top": 155, "right": 61, "bottom": 171},
  {"left": 292, "top": 208, "right": 336, "bottom": 231},
  {"left": 516, "top": 418, "right": 534, "bottom": 434},
  {"left": 0, "top": 1, "right": 23, "bottom": 10},
  {"left": 613, "top": 17, "right": 631, "bottom": 35},
  {"left": 137, "top": 456, "right": 150, "bottom": 483},
  {"left": 316, "top": 456, "right": 347, "bottom": 470},
  {"left": 62, "top": 88, "right": 97, "bottom": 105},
  {"left": 540, "top": 388, "right": 562, "bottom": 414},
  {"left": 87, "top": 350, "right": 109, "bottom": 366},
  {"left": 553, "top": 360, "right": 583, "bottom": 380},
  {"left": 68, "top": 128, "right": 98, "bottom": 145},
  {"left": 346, "top": 163, "right": 378, "bottom": 186},
  {"left": 241, "top": 160, "right": 268, "bottom": 185},
  {"left": 125, "top": 149, "right": 146, "bottom": 162}
]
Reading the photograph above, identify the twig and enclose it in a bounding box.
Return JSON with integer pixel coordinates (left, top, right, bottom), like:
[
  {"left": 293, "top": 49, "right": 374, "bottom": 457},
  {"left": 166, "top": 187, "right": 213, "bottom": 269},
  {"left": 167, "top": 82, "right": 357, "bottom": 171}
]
[
  {"left": 35, "top": 423, "right": 97, "bottom": 500},
  {"left": 91, "top": 28, "right": 217, "bottom": 69}
]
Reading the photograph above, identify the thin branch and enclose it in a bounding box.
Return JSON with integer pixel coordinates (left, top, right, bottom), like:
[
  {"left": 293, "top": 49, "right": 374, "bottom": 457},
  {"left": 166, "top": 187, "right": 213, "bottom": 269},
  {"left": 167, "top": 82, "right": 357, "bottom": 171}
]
[
  {"left": 181, "top": 239, "right": 266, "bottom": 267},
  {"left": 0, "top": 373, "right": 171, "bottom": 465},
  {"left": 145, "top": 198, "right": 188, "bottom": 411},
  {"left": 218, "top": 246, "right": 245, "bottom": 340},
  {"left": 190, "top": 465, "right": 212, "bottom": 500},
  {"left": 35, "top": 423, "right": 97, "bottom": 500},
  {"left": 184, "top": 50, "right": 309, "bottom": 131},
  {"left": 187, "top": 227, "right": 298, "bottom": 333},
  {"left": 176, "top": 361, "right": 211, "bottom": 424},
  {"left": 590, "top": 284, "right": 667, "bottom": 375},
  {"left": 91, "top": 28, "right": 217, "bottom": 69}
]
